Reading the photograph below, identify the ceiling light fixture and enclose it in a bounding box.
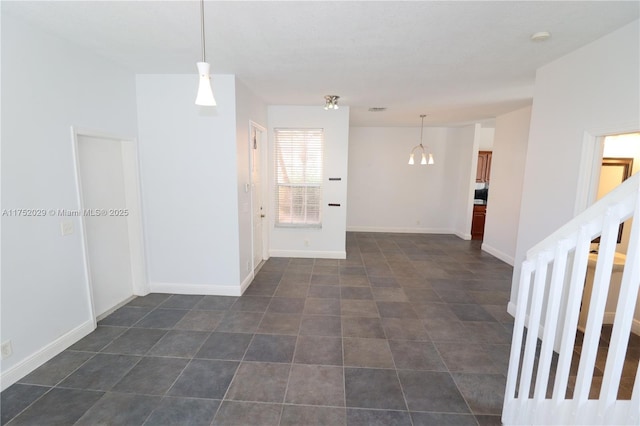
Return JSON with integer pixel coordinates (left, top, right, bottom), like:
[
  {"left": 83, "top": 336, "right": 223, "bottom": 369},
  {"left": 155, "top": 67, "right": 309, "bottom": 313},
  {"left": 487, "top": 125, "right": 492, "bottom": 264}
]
[
  {"left": 195, "top": 0, "right": 216, "bottom": 106},
  {"left": 324, "top": 95, "right": 340, "bottom": 110},
  {"left": 408, "top": 115, "right": 434, "bottom": 166}
]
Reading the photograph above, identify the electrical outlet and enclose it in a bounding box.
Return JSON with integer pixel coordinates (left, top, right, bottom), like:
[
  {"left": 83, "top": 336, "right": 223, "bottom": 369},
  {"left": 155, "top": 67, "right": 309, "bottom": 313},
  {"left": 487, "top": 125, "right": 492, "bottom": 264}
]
[
  {"left": 246, "top": 260, "right": 251, "bottom": 271},
  {"left": 1, "top": 341, "right": 13, "bottom": 359},
  {"left": 61, "top": 221, "right": 74, "bottom": 236},
  {"left": 304, "top": 239, "right": 310, "bottom": 247}
]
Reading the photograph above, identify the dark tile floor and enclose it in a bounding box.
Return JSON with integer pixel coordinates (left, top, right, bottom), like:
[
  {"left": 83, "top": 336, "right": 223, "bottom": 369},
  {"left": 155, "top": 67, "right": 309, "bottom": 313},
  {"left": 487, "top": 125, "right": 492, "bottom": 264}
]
[{"left": 2, "top": 232, "right": 516, "bottom": 425}]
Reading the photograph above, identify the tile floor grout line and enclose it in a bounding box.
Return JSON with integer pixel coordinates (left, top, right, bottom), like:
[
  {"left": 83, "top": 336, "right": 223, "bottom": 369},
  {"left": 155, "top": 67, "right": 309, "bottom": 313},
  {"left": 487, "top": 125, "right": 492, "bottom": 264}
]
[
  {"left": 209, "top": 274, "right": 282, "bottom": 423},
  {"left": 14, "top": 233, "right": 637, "bottom": 424}
]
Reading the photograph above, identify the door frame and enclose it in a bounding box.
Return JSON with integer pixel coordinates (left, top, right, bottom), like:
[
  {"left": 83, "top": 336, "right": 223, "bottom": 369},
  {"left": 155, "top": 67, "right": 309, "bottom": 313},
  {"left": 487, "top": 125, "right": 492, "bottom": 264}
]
[
  {"left": 71, "top": 126, "right": 148, "bottom": 324},
  {"left": 575, "top": 123, "right": 639, "bottom": 216},
  {"left": 249, "top": 120, "right": 269, "bottom": 272}
]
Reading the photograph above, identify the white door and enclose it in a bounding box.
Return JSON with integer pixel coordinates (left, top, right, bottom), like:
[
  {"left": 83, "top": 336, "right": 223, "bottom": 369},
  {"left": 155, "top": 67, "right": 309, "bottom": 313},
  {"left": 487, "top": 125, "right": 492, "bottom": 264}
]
[
  {"left": 251, "top": 125, "right": 266, "bottom": 270},
  {"left": 77, "top": 135, "right": 135, "bottom": 317}
]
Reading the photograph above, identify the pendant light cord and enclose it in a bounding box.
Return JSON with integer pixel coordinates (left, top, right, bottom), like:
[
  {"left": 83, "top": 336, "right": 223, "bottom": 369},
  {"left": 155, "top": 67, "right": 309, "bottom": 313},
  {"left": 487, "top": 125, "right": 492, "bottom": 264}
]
[{"left": 200, "top": 0, "right": 206, "bottom": 62}]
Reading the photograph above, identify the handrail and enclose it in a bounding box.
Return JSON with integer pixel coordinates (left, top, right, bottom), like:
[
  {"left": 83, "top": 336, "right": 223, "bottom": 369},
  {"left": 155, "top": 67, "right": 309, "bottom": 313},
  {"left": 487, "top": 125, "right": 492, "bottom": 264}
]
[
  {"left": 527, "top": 173, "right": 639, "bottom": 259},
  {"left": 504, "top": 170, "right": 640, "bottom": 425}
]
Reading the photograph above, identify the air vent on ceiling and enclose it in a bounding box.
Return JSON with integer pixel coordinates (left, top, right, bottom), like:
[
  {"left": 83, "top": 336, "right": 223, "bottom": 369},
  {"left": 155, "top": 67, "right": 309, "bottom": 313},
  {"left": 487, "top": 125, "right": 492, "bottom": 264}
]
[{"left": 368, "top": 107, "right": 387, "bottom": 112}]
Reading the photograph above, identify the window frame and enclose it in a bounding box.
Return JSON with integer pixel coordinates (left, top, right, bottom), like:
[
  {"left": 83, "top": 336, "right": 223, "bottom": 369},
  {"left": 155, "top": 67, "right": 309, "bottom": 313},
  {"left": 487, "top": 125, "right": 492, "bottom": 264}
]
[{"left": 274, "top": 128, "right": 324, "bottom": 228}]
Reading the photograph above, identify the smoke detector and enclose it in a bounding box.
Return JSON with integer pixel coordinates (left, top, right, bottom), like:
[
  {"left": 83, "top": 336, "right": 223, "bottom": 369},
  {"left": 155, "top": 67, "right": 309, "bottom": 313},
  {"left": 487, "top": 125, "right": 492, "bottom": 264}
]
[{"left": 531, "top": 31, "right": 551, "bottom": 42}]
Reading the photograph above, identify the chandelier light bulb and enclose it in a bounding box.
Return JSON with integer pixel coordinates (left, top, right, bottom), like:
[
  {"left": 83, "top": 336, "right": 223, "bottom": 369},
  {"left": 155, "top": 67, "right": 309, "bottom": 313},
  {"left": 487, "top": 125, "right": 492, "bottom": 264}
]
[
  {"left": 323, "top": 95, "right": 340, "bottom": 110},
  {"left": 408, "top": 153, "right": 415, "bottom": 165}
]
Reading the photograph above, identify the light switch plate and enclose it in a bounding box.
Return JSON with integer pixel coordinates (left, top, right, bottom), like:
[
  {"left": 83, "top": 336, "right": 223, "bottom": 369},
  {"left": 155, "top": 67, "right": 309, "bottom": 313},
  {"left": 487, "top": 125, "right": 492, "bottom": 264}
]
[{"left": 61, "top": 221, "right": 74, "bottom": 236}]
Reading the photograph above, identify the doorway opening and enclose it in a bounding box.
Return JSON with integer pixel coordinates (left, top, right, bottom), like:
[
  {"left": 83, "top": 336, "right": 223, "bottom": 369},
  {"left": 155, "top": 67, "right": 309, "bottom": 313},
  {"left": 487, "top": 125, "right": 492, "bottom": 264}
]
[
  {"left": 592, "top": 132, "right": 640, "bottom": 255},
  {"left": 72, "top": 128, "right": 147, "bottom": 321}
]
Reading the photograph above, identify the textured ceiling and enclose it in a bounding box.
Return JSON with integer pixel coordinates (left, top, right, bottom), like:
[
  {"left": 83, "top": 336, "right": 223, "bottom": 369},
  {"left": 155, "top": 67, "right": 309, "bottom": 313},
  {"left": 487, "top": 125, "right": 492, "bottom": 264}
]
[{"left": 3, "top": 1, "right": 638, "bottom": 126}]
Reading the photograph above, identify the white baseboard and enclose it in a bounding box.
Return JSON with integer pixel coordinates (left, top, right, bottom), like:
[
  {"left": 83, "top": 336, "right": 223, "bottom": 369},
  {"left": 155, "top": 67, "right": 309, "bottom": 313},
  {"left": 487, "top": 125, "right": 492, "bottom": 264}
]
[
  {"left": 269, "top": 250, "right": 346, "bottom": 259},
  {"left": 603, "top": 312, "right": 640, "bottom": 335},
  {"left": 96, "top": 295, "right": 137, "bottom": 322},
  {"left": 149, "top": 282, "right": 243, "bottom": 296},
  {"left": 507, "top": 301, "right": 517, "bottom": 319},
  {"left": 239, "top": 272, "right": 255, "bottom": 295},
  {"left": 346, "top": 226, "right": 454, "bottom": 234},
  {"left": 454, "top": 231, "right": 472, "bottom": 240},
  {"left": 1, "top": 319, "right": 95, "bottom": 391},
  {"left": 481, "top": 243, "right": 515, "bottom": 266}
]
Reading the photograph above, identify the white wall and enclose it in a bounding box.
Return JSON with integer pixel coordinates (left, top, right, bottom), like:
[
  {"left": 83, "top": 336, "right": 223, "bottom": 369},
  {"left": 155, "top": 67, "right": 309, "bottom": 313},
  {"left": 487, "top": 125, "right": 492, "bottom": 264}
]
[
  {"left": 1, "top": 13, "right": 138, "bottom": 388},
  {"left": 136, "top": 74, "right": 242, "bottom": 295},
  {"left": 478, "top": 127, "right": 495, "bottom": 151},
  {"left": 347, "top": 126, "right": 453, "bottom": 233},
  {"left": 234, "top": 79, "right": 267, "bottom": 287},
  {"left": 449, "top": 125, "right": 479, "bottom": 239},
  {"left": 512, "top": 20, "right": 640, "bottom": 310},
  {"left": 346, "top": 125, "right": 479, "bottom": 237},
  {"left": 268, "top": 106, "right": 350, "bottom": 258},
  {"left": 482, "top": 106, "right": 532, "bottom": 265}
]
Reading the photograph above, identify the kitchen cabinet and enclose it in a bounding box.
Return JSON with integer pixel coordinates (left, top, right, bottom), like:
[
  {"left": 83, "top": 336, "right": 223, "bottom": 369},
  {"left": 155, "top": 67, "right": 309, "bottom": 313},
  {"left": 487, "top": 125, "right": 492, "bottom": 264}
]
[
  {"left": 476, "top": 151, "right": 492, "bottom": 183},
  {"left": 471, "top": 204, "right": 486, "bottom": 241}
]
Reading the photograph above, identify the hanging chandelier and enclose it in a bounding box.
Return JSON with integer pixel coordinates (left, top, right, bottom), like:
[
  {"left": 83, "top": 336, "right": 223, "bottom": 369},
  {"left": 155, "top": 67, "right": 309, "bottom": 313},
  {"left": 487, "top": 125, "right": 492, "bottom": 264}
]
[{"left": 408, "top": 114, "right": 434, "bottom": 165}]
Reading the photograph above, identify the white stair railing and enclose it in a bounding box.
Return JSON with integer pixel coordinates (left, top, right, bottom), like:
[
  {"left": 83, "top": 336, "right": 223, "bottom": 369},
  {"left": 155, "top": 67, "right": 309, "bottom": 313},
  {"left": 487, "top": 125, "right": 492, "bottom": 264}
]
[{"left": 503, "top": 173, "right": 640, "bottom": 425}]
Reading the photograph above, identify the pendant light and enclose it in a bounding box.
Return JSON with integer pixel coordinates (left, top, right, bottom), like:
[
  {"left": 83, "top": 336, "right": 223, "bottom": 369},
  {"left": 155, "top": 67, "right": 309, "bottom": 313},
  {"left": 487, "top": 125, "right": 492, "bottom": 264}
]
[
  {"left": 408, "top": 115, "right": 434, "bottom": 165},
  {"left": 195, "top": 0, "right": 216, "bottom": 106}
]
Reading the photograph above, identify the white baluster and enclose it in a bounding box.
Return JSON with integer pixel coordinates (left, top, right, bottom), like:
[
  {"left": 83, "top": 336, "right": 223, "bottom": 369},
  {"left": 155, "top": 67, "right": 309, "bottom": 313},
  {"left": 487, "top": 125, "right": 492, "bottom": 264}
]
[{"left": 575, "top": 205, "right": 622, "bottom": 407}]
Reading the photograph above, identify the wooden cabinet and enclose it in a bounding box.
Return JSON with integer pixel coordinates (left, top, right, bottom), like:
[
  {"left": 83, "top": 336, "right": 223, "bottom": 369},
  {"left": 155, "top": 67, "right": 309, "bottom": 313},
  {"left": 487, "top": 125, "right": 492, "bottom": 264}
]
[
  {"left": 476, "top": 151, "right": 492, "bottom": 183},
  {"left": 471, "top": 204, "right": 486, "bottom": 241}
]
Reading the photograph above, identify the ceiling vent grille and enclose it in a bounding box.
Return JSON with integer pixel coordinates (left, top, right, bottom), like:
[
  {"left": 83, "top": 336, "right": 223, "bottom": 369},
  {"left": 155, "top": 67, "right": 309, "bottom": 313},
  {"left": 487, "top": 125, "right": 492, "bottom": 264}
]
[{"left": 368, "top": 107, "right": 387, "bottom": 112}]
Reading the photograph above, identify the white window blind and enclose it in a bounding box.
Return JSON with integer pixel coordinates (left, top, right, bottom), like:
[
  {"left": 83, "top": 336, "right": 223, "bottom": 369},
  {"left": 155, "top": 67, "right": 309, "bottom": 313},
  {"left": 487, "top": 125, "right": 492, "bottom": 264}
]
[{"left": 274, "top": 128, "right": 323, "bottom": 227}]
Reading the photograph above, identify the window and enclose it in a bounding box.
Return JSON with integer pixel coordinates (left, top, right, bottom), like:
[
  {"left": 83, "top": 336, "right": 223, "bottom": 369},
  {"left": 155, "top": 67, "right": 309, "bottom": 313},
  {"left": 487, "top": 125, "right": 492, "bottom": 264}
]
[{"left": 274, "top": 128, "right": 323, "bottom": 227}]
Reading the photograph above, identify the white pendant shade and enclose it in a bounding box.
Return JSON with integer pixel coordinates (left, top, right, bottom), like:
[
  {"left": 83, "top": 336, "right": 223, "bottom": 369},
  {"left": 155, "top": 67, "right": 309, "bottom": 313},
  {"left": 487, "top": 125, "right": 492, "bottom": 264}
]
[
  {"left": 195, "top": 62, "right": 216, "bottom": 106},
  {"left": 407, "top": 114, "right": 434, "bottom": 166}
]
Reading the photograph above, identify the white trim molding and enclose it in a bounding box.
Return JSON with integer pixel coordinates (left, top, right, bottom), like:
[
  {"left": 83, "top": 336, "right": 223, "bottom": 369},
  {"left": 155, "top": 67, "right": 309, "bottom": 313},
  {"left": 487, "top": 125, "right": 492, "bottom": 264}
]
[
  {"left": 481, "top": 243, "right": 515, "bottom": 266},
  {"left": 240, "top": 272, "right": 255, "bottom": 295},
  {"left": 603, "top": 313, "right": 640, "bottom": 335},
  {"left": 1, "top": 320, "right": 95, "bottom": 391},
  {"left": 269, "top": 249, "right": 346, "bottom": 259},
  {"left": 150, "top": 274, "right": 258, "bottom": 297},
  {"left": 150, "top": 282, "right": 243, "bottom": 296},
  {"left": 347, "top": 226, "right": 454, "bottom": 235},
  {"left": 454, "top": 231, "right": 472, "bottom": 240}
]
